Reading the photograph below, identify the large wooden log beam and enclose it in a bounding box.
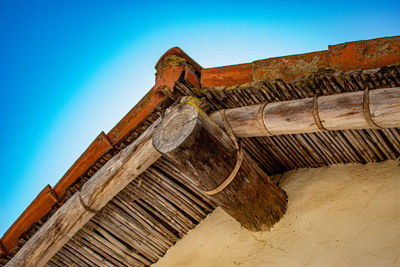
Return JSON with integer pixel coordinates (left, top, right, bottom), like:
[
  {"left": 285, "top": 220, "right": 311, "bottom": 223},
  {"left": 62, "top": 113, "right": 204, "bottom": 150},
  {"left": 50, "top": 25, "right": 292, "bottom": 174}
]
[
  {"left": 11, "top": 87, "right": 398, "bottom": 265},
  {"left": 152, "top": 102, "right": 288, "bottom": 231},
  {"left": 210, "top": 87, "right": 400, "bottom": 138},
  {"left": 6, "top": 120, "right": 162, "bottom": 267}
]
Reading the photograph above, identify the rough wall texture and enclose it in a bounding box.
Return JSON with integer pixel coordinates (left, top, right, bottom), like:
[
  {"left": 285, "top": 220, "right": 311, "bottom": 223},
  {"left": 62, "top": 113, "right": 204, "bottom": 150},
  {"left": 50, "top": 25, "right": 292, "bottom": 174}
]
[{"left": 154, "top": 161, "right": 400, "bottom": 267}]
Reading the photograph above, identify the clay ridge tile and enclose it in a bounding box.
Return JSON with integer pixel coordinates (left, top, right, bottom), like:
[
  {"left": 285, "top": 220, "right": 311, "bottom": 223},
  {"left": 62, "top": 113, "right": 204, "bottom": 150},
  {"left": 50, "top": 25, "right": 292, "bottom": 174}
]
[
  {"left": 1, "top": 185, "right": 58, "bottom": 253},
  {"left": 53, "top": 131, "right": 112, "bottom": 199},
  {"left": 155, "top": 47, "right": 202, "bottom": 72},
  {"left": 201, "top": 35, "right": 400, "bottom": 87}
]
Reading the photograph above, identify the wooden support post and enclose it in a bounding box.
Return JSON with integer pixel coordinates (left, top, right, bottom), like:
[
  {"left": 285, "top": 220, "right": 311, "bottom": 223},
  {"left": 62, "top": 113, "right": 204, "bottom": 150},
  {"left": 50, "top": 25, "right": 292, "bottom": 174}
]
[
  {"left": 210, "top": 87, "right": 400, "bottom": 138},
  {"left": 152, "top": 102, "right": 288, "bottom": 231}
]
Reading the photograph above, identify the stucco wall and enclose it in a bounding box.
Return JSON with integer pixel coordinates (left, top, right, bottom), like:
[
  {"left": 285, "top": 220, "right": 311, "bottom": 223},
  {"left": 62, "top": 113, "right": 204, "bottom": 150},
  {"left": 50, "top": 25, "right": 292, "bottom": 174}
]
[{"left": 154, "top": 161, "right": 400, "bottom": 267}]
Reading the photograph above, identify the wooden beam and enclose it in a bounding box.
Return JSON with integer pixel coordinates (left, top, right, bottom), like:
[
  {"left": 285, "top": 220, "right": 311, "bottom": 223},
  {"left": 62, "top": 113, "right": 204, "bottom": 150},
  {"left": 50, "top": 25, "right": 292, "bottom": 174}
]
[
  {"left": 10, "top": 87, "right": 398, "bottom": 265},
  {"left": 152, "top": 102, "right": 287, "bottom": 231},
  {"left": 210, "top": 87, "right": 400, "bottom": 138},
  {"left": 6, "top": 120, "right": 162, "bottom": 267}
]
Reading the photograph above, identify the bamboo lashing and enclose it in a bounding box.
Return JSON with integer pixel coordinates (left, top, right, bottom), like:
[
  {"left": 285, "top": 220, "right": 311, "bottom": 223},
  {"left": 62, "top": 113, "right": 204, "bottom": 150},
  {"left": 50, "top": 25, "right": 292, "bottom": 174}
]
[
  {"left": 7, "top": 87, "right": 400, "bottom": 266},
  {"left": 201, "top": 110, "right": 244, "bottom": 195},
  {"left": 363, "top": 88, "right": 382, "bottom": 130},
  {"left": 312, "top": 95, "right": 328, "bottom": 131},
  {"left": 78, "top": 192, "right": 100, "bottom": 214},
  {"left": 209, "top": 87, "right": 400, "bottom": 138},
  {"left": 257, "top": 103, "right": 274, "bottom": 136}
]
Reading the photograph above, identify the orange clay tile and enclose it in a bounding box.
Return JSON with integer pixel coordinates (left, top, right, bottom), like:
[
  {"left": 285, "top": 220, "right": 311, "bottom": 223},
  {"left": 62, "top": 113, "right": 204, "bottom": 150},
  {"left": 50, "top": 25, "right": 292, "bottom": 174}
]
[
  {"left": 253, "top": 51, "right": 329, "bottom": 82},
  {"left": 3, "top": 36, "right": 399, "bottom": 256},
  {"left": 110, "top": 48, "right": 202, "bottom": 144},
  {"left": 0, "top": 47, "right": 196, "bottom": 256},
  {"left": 202, "top": 35, "right": 400, "bottom": 87},
  {"left": 155, "top": 47, "right": 202, "bottom": 73},
  {"left": 0, "top": 240, "right": 6, "bottom": 255},
  {"left": 106, "top": 88, "right": 168, "bottom": 144},
  {"left": 1, "top": 185, "right": 58, "bottom": 253},
  {"left": 184, "top": 66, "right": 201, "bottom": 89},
  {"left": 201, "top": 63, "right": 253, "bottom": 88},
  {"left": 154, "top": 64, "right": 185, "bottom": 95},
  {"left": 53, "top": 131, "right": 112, "bottom": 199},
  {"left": 328, "top": 36, "right": 400, "bottom": 72}
]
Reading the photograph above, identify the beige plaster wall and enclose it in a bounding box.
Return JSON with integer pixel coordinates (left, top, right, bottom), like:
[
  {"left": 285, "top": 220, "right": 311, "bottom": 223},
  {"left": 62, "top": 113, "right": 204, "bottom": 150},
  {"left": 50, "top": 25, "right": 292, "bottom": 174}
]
[{"left": 154, "top": 161, "right": 400, "bottom": 267}]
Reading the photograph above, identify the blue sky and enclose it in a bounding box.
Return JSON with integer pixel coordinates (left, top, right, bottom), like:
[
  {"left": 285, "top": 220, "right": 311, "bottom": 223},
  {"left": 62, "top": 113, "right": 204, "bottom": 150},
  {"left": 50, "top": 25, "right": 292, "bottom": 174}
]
[{"left": 0, "top": 0, "right": 399, "bottom": 236}]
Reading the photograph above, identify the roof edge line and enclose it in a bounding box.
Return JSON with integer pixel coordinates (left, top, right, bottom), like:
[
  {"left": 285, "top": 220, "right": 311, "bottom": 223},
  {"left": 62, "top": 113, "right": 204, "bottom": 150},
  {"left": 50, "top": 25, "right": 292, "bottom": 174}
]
[{"left": 201, "top": 35, "right": 400, "bottom": 87}]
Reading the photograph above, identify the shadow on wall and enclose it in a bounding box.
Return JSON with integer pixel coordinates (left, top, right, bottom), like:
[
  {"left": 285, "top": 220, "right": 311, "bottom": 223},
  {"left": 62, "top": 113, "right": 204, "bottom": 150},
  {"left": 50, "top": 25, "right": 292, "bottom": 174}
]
[{"left": 154, "top": 160, "right": 400, "bottom": 267}]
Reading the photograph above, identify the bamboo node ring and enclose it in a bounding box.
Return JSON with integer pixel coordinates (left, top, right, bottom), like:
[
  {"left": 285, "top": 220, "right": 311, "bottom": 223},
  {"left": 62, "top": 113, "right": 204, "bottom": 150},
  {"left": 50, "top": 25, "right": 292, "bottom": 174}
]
[
  {"left": 202, "top": 143, "right": 244, "bottom": 196},
  {"left": 363, "top": 88, "right": 382, "bottom": 129},
  {"left": 312, "top": 95, "right": 328, "bottom": 131},
  {"left": 78, "top": 192, "right": 101, "bottom": 214},
  {"left": 202, "top": 110, "right": 244, "bottom": 195},
  {"left": 257, "top": 102, "right": 274, "bottom": 136}
]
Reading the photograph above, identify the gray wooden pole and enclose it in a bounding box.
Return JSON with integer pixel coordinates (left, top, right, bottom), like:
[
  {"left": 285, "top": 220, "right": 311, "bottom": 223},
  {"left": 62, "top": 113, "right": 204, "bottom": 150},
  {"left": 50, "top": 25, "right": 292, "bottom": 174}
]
[
  {"left": 152, "top": 102, "right": 287, "bottom": 231},
  {"left": 210, "top": 87, "right": 400, "bottom": 137}
]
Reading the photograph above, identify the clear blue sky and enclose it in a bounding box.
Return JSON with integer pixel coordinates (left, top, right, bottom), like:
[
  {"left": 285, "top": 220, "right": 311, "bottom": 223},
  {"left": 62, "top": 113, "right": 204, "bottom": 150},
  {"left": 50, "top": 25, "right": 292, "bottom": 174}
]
[{"left": 0, "top": 0, "right": 399, "bottom": 236}]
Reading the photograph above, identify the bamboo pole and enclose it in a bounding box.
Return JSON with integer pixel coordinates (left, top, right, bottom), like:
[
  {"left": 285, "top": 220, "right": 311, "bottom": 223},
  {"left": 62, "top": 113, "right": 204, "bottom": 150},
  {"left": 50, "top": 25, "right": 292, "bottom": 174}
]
[
  {"left": 209, "top": 87, "right": 400, "bottom": 137},
  {"left": 7, "top": 87, "right": 400, "bottom": 266},
  {"left": 6, "top": 119, "right": 162, "bottom": 267}
]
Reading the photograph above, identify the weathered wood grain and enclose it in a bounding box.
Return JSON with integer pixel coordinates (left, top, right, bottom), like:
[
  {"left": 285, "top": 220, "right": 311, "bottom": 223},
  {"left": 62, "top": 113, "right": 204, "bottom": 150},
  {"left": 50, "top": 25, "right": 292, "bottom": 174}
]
[
  {"left": 153, "top": 103, "right": 287, "bottom": 231},
  {"left": 6, "top": 120, "right": 162, "bottom": 267},
  {"left": 210, "top": 87, "right": 400, "bottom": 137}
]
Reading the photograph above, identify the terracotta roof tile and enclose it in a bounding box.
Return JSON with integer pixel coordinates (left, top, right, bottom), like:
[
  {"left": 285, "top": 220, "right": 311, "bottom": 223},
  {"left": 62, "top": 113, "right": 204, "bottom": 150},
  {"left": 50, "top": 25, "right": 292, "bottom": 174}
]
[
  {"left": 53, "top": 131, "right": 112, "bottom": 199},
  {"left": 202, "top": 36, "right": 400, "bottom": 87},
  {"left": 201, "top": 63, "right": 253, "bottom": 88},
  {"left": 252, "top": 50, "right": 329, "bottom": 82},
  {"left": 155, "top": 47, "right": 202, "bottom": 72},
  {"left": 107, "top": 87, "right": 168, "bottom": 145},
  {"left": 184, "top": 66, "right": 201, "bottom": 89},
  {"left": 1, "top": 185, "right": 58, "bottom": 253},
  {"left": 0, "top": 47, "right": 197, "bottom": 256},
  {"left": 328, "top": 36, "right": 400, "bottom": 71},
  {"left": 0, "top": 241, "right": 6, "bottom": 256},
  {"left": 154, "top": 65, "right": 185, "bottom": 95},
  {"left": 0, "top": 47, "right": 200, "bottom": 257},
  {"left": 2, "top": 35, "right": 399, "bottom": 258}
]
